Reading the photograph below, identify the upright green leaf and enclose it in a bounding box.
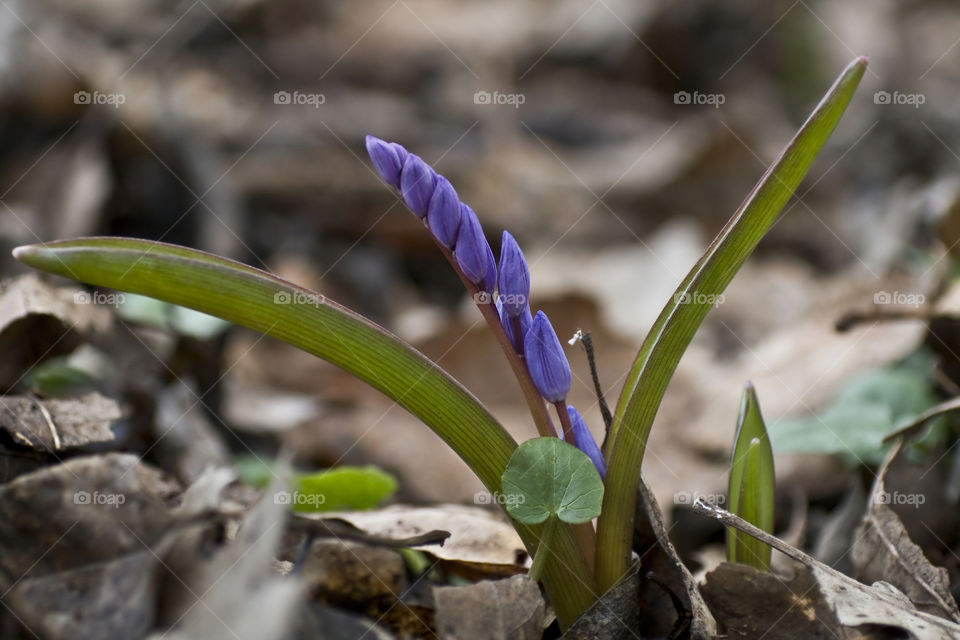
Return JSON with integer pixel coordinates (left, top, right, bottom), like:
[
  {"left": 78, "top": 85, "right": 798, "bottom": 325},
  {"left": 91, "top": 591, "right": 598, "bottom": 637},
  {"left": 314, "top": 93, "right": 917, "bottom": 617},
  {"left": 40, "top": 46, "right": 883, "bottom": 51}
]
[
  {"left": 727, "top": 383, "right": 775, "bottom": 570},
  {"left": 595, "top": 56, "right": 868, "bottom": 590}
]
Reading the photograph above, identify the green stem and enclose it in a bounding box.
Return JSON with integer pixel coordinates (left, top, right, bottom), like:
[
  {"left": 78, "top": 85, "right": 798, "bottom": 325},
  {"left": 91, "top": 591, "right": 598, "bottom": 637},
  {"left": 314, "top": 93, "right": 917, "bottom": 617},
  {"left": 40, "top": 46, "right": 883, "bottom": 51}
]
[
  {"left": 528, "top": 516, "right": 558, "bottom": 583},
  {"left": 555, "top": 400, "right": 574, "bottom": 442}
]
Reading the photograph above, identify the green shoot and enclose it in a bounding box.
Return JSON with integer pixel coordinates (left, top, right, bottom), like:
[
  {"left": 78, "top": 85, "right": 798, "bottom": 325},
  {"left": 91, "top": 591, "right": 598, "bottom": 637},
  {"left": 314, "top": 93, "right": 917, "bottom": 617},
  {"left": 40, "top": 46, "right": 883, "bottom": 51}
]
[{"left": 727, "top": 383, "right": 775, "bottom": 570}]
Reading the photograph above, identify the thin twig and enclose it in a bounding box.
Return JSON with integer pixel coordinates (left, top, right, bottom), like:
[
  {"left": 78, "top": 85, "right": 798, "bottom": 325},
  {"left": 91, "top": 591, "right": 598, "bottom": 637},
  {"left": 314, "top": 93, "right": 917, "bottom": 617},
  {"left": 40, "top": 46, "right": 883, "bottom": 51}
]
[
  {"left": 579, "top": 331, "right": 613, "bottom": 431},
  {"left": 691, "top": 498, "right": 814, "bottom": 566}
]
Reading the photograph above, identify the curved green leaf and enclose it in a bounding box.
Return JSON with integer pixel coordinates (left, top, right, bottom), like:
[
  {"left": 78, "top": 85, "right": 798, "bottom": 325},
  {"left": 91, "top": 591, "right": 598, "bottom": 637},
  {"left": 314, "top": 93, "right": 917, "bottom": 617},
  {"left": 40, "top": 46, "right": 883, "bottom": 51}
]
[
  {"left": 15, "top": 237, "right": 513, "bottom": 487},
  {"left": 596, "top": 56, "right": 868, "bottom": 590},
  {"left": 13, "top": 237, "right": 597, "bottom": 627}
]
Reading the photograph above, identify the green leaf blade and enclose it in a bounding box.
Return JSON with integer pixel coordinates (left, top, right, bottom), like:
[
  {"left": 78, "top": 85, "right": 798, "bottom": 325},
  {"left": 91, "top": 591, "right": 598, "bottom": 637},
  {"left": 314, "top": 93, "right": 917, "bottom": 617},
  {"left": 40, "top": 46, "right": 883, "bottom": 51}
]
[
  {"left": 15, "top": 238, "right": 515, "bottom": 491},
  {"left": 595, "top": 56, "right": 868, "bottom": 590}
]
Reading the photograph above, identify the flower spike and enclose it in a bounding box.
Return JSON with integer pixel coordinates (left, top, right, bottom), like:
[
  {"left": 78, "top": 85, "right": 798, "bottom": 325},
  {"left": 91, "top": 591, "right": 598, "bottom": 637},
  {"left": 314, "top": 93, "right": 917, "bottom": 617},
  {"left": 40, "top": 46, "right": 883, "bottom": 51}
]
[
  {"left": 524, "top": 311, "right": 571, "bottom": 403},
  {"left": 498, "top": 231, "right": 530, "bottom": 318}
]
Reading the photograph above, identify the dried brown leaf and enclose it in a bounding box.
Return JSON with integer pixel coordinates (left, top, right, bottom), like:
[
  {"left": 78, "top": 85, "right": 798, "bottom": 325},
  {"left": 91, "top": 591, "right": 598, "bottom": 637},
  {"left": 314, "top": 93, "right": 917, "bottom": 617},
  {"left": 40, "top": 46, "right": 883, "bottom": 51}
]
[
  {"left": 433, "top": 574, "right": 546, "bottom": 640},
  {"left": 0, "top": 453, "right": 179, "bottom": 581},
  {"left": 0, "top": 274, "right": 110, "bottom": 390},
  {"left": 0, "top": 392, "right": 119, "bottom": 451},
  {"left": 693, "top": 500, "right": 960, "bottom": 639},
  {"left": 307, "top": 505, "right": 530, "bottom": 575},
  {"left": 852, "top": 440, "right": 960, "bottom": 621},
  {"left": 634, "top": 479, "right": 717, "bottom": 638},
  {"left": 701, "top": 563, "right": 838, "bottom": 639}
]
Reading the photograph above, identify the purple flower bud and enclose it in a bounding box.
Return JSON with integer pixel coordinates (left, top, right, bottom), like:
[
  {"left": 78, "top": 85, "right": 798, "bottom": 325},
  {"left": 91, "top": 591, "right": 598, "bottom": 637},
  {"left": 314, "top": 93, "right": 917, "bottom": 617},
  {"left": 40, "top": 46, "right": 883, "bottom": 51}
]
[
  {"left": 426, "top": 175, "right": 461, "bottom": 249},
  {"left": 365, "top": 136, "right": 405, "bottom": 189},
  {"left": 480, "top": 241, "right": 497, "bottom": 294},
  {"left": 455, "top": 203, "right": 494, "bottom": 288},
  {"left": 400, "top": 153, "right": 436, "bottom": 218},
  {"left": 497, "top": 231, "right": 530, "bottom": 318},
  {"left": 391, "top": 143, "right": 409, "bottom": 170},
  {"left": 497, "top": 297, "right": 532, "bottom": 352},
  {"left": 566, "top": 405, "right": 606, "bottom": 478},
  {"left": 524, "top": 311, "right": 571, "bottom": 403}
]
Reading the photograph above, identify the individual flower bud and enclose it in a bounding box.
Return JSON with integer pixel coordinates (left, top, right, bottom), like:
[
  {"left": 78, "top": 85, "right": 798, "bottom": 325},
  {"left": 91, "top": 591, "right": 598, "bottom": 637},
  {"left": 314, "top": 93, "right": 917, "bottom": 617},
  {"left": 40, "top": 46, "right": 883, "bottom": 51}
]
[
  {"left": 455, "top": 203, "right": 494, "bottom": 288},
  {"left": 391, "top": 142, "right": 409, "bottom": 170},
  {"left": 524, "top": 310, "right": 571, "bottom": 403},
  {"left": 567, "top": 405, "right": 607, "bottom": 478},
  {"left": 497, "top": 231, "right": 530, "bottom": 318},
  {"left": 480, "top": 241, "right": 497, "bottom": 294},
  {"left": 365, "top": 136, "right": 405, "bottom": 189},
  {"left": 400, "top": 153, "right": 436, "bottom": 218},
  {"left": 426, "top": 175, "right": 461, "bottom": 249},
  {"left": 497, "top": 297, "right": 532, "bottom": 352}
]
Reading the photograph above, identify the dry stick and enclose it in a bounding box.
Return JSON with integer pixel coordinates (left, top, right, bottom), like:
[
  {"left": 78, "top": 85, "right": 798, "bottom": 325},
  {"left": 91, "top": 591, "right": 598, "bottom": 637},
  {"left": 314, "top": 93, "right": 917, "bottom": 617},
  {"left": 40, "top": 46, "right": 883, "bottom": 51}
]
[
  {"left": 578, "top": 331, "right": 613, "bottom": 432},
  {"left": 690, "top": 498, "right": 816, "bottom": 566},
  {"left": 694, "top": 498, "right": 960, "bottom": 636}
]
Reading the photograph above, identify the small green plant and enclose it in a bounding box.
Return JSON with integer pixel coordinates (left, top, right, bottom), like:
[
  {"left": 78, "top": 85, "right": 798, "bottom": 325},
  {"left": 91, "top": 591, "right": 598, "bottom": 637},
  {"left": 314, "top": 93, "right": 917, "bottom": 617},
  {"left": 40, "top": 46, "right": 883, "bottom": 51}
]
[
  {"left": 294, "top": 465, "right": 398, "bottom": 513},
  {"left": 501, "top": 437, "right": 604, "bottom": 582},
  {"left": 235, "top": 457, "right": 398, "bottom": 513},
  {"left": 13, "top": 57, "right": 867, "bottom": 628},
  {"left": 727, "top": 383, "right": 775, "bottom": 570}
]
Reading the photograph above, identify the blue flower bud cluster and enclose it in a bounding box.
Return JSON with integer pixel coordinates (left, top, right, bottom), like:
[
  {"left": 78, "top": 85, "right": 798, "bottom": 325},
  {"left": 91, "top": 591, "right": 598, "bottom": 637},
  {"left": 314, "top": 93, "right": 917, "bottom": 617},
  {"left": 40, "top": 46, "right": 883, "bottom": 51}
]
[
  {"left": 366, "top": 136, "right": 495, "bottom": 292},
  {"left": 366, "top": 135, "right": 605, "bottom": 477}
]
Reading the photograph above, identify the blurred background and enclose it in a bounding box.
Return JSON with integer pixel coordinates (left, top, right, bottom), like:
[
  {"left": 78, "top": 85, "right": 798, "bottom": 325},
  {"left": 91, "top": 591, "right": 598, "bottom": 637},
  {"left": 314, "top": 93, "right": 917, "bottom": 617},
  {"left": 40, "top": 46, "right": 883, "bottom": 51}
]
[{"left": 0, "top": 0, "right": 958, "bottom": 517}]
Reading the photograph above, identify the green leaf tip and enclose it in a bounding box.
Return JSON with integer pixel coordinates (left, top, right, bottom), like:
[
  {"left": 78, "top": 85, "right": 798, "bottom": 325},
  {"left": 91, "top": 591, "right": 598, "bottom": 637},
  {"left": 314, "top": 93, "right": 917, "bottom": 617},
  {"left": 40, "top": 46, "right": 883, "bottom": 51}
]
[
  {"left": 727, "top": 382, "right": 775, "bottom": 570},
  {"left": 596, "top": 56, "right": 866, "bottom": 590}
]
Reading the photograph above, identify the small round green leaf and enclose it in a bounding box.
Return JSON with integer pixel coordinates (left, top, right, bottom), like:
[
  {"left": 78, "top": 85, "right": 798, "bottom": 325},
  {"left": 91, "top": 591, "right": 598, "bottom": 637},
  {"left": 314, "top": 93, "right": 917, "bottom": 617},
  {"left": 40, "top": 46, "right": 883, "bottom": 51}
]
[
  {"left": 294, "top": 465, "right": 398, "bottom": 513},
  {"left": 501, "top": 437, "right": 604, "bottom": 525}
]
